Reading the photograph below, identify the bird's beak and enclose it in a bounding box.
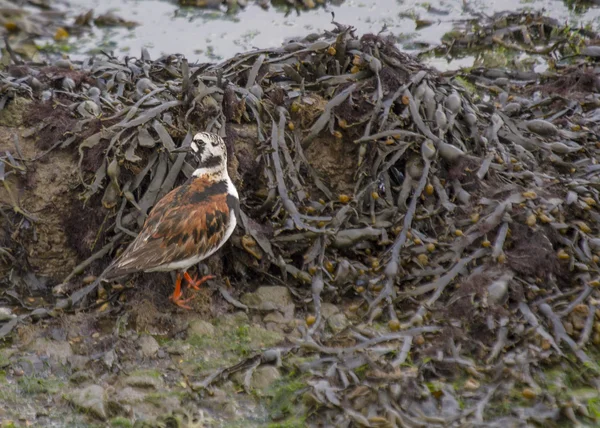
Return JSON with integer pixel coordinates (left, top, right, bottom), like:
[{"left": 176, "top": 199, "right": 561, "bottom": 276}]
[{"left": 171, "top": 146, "right": 191, "bottom": 154}]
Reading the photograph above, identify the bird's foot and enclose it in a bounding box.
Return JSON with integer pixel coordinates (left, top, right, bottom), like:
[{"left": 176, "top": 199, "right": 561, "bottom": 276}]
[
  {"left": 183, "top": 272, "right": 215, "bottom": 291},
  {"left": 170, "top": 273, "right": 195, "bottom": 310},
  {"left": 169, "top": 293, "right": 195, "bottom": 310}
]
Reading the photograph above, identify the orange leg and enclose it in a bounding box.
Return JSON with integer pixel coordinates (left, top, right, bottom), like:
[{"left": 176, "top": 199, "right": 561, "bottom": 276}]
[
  {"left": 183, "top": 271, "right": 215, "bottom": 291},
  {"left": 169, "top": 272, "right": 195, "bottom": 309}
]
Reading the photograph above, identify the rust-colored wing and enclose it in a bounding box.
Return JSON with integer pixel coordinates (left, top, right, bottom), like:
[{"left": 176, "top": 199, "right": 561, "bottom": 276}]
[{"left": 105, "top": 177, "right": 236, "bottom": 279}]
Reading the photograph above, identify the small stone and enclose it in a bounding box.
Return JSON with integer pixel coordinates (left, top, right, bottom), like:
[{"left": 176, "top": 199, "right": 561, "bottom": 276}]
[
  {"left": 124, "top": 371, "right": 163, "bottom": 389},
  {"left": 188, "top": 319, "right": 215, "bottom": 337},
  {"left": 124, "top": 375, "right": 163, "bottom": 389},
  {"left": 264, "top": 322, "right": 285, "bottom": 334},
  {"left": 251, "top": 366, "right": 281, "bottom": 391},
  {"left": 68, "top": 355, "right": 89, "bottom": 371},
  {"left": 464, "top": 378, "right": 480, "bottom": 390},
  {"left": 49, "top": 328, "right": 67, "bottom": 341},
  {"left": 13, "top": 355, "right": 44, "bottom": 376},
  {"left": 564, "top": 321, "right": 574, "bottom": 336},
  {"left": 113, "top": 386, "right": 146, "bottom": 405},
  {"left": 263, "top": 312, "right": 287, "bottom": 324},
  {"left": 219, "top": 311, "right": 250, "bottom": 328},
  {"left": 327, "top": 313, "right": 349, "bottom": 334},
  {"left": 137, "top": 335, "right": 160, "bottom": 358},
  {"left": 320, "top": 303, "right": 340, "bottom": 319},
  {"left": 165, "top": 343, "right": 190, "bottom": 355},
  {"left": 28, "top": 339, "right": 73, "bottom": 364},
  {"left": 66, "top": 385, "right": 107, "bottom": 420},
  {"left": 69, "top": 370, "right": 93, "bottom": 385},
  {"left": 103, "top": 350, "right": 116, "bottom": 368},
  {"left": 240, "top": 286, "right": 293, "bottom": 310},
  {"left": 0, "top": 307, "right": 15, "bottom": 321}
]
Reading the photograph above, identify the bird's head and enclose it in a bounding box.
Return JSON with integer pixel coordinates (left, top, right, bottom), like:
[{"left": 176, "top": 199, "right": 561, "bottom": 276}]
[{"left": 175, "top": 132, "right": 228, "bottom": 179}]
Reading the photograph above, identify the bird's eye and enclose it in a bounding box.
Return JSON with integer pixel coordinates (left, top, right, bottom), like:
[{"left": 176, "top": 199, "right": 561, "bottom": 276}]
[{"left": 212, "top": 141, "right": 219, "bottom": 147}]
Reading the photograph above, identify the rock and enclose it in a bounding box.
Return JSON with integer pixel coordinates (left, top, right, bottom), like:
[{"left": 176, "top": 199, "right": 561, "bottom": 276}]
[
  {"left": 263, "top": 312, "right": 286, "bottom": 324},
  {"left": 240, "top": 286, "right": 293, "bottom": 310},
  {"left": 251, "top": 365, "right": 281, "bottom": 391},
  {"left": 28, "top": 339, "right": 73, "bottom": 364},
  {"left": 218, "top": 311, "right": 250, "bottom": 328},
  {"left": 137, "top": 335, "right": 159, "bottom": 358},
  {"left": 49, "top": 328, "right": 67, "bottom": 341},
  {"left": 69, "top": 370, "right": 93, "bottom": 385},
  {"left": 321, "top": 303, "right": 340, "bottom": 319},
  {"left": 165, "top": 342, "right": 190, "bottom": 355},
  {"left": 188, "top": 319, "right": 215, "bottom": 337},
  {"left": 124, "top": 375, "right": 162, "bottom": 389},
  {"left": 327, "top": 313, "right": 349, "bottom": 334},
  {"left": 13, "top": 354, "right": 44, "bottom": 375},
  {"left": 68, "top": 355, "right": 89, "bottom": 371},
  {"left": 0, "top": 307, "right": 14, "bottom": 321},
  {"left": 103, "top": 350, "right": 116, "bottom": 368},
  {"left": 113, "top": 386, "right": 146, "bottom": 404},
  {"left": 66, "top": 384, "right": 107, "bottom": 420}
]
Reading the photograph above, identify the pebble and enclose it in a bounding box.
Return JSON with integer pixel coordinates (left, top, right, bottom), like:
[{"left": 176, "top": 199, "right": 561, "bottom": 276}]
[
  {"left": 137, "top": 335, "right": 160, "bottom": 358},
  {"left": 113, "top": 386, "right": 146, "bottom": 405},
  {"left": 124, "top": 374, "right": 162, "bottom": 389},
  {"left": 28, "top": 339, "right": 73, "bottom": 365},
  {"left": 66, "top": 385, "right": 107, "bottom": 420},
  {"left": 320, "top": 303, "right": 340, "bottom": 319},
  {"left": 250, "top": 365, "right": 281, "bottom": 391},
  {"left": 187, "top": 319, "right": 216, "bottom": 337},
  {"left": 240, "top": 286, "right": 293, "bottom": 310},
  {"left": 0, "top": 307, "right": 14, "bottom": 321},
  {"left": 327, "top": 313, "right": 350, "bottom": 334}
]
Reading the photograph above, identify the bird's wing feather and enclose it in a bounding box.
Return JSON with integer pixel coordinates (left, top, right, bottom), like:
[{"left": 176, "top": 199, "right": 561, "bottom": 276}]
[{"left": 105, "top": 177, "right": 232, "bottom": 278}]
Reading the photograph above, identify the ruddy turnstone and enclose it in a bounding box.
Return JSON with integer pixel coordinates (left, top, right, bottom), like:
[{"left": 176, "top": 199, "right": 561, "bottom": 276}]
[{"left": 102, "top": 132, "right": 239, "bottom": 309}]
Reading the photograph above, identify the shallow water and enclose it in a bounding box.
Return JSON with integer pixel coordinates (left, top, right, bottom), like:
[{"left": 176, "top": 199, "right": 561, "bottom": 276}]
[{"left": 66, "top": 0, "right": 600, "bottom": 69}]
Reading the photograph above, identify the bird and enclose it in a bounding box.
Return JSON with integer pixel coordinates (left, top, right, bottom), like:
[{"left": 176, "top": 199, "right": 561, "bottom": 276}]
[{"left": 99, "top": 132, "right": 239, "bottom": 309}]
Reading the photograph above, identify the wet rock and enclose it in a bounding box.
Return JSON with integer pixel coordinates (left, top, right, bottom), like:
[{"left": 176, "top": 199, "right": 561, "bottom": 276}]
[
  {"left": 66, "top": 384, "right": 107, "bottom": 420},
  {"left": 68, "top": 355, "right": 89, "bottom": 371},
  {"left": 251, "top": 365, "right": 281, "bottom": 391},
  {"left": 124, "top": 374, "right": 163, "bottom": 389},
  {"left": 113, "top": 386, "right": 146, "bottom": 404},
  {"left": 327, "top": 313, "right": 350, "bottom": 334},
  {"left": 219, "top": 311, "right": 250, "bottom": 328},
  {"left": 0, "top": 307, "right": 14, "bottom": 321},
  {"left": 187, "top": 319, "right": 215, "bottom": 337},
  {"left": 263, "top": 312, "right": 287, "bottom": 324},
  {"left": 137, "top": 335, "right": 159, "bottom": 358},
  {"left": 240, "top": 286, "right": 293, "bottom": 311},
  {"left": 28, "top": 339, "right": 73, "bottom": 364},
  {"left": 165, "top": 342, "right": 190, "bottom": 355},
  {"left": 263, "top": 311, "right": 291, "bottom": 333},
  {"left": 321, "top": 303, "right": 340, "bottom": 319},
  {"left": 103, "top": 350, "right": 116, "bottom": 368},
  {"left": 69, "top": 370, "right": 93, "bottom": 385},
  {"left": 49, "top": 328, "right": 67, "bottom": 341},
  {"left": 13, "top": 354, "right": 44, "bottom": 375}
]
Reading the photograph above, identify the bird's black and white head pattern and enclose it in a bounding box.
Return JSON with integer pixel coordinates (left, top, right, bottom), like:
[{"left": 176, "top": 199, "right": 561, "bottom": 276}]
[{"left": 190, "top": 132, "right": 228, "bottom": 179}]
